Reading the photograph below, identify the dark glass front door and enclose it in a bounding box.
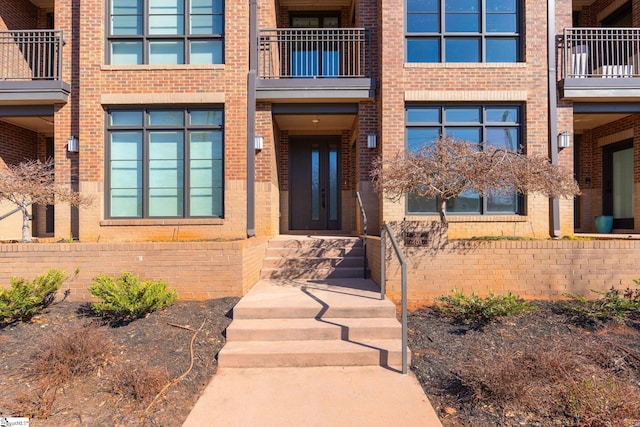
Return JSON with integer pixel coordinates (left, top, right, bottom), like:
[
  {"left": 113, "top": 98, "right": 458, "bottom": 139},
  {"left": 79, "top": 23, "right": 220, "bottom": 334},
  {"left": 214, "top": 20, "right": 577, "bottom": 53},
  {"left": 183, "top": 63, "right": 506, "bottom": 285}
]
[
  {"left": 603, "top": 139, "right": 634, "bottom": 229},
  {"left": 289, "top": 136, "right": 340, "bottom": 230}
]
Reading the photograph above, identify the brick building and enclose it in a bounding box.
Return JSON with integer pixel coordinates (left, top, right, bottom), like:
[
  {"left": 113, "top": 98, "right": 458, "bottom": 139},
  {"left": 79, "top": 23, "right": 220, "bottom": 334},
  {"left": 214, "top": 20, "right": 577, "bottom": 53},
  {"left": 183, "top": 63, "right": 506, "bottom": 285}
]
[{"left": 0, "top": 0, "right": 638, "bottom": 244}]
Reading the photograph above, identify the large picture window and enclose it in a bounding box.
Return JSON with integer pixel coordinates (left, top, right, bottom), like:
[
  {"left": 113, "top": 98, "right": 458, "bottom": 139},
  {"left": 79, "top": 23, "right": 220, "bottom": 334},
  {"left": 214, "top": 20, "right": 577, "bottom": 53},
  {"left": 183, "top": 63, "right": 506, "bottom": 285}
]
[
  {"left": 108, "top": 0, "right": 224, "bottom": 65},
  {"left": 406, "top": 0, "right": 520, "bottom": 63},
  {"left": 107, "top": 108, "right": 224, "bottom": 218},
  {"left": 406, "top": 104, "right": 523, "bottom": 215}
]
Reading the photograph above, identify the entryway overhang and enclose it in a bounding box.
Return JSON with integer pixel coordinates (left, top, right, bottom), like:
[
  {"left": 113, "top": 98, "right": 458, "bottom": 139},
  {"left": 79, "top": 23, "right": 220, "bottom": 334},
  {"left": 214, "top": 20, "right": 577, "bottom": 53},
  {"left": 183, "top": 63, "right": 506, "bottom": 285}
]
[
  {"left": 0, "top": 105, "right": 55, "bottom": 134},
  {"left": 0, "top": 81, "right": 70, "bottom": 105},
  {"left": 560, "top": 78, "right": 640, "bottom": 101},
  {"left": 256, "top": 79, "right": 375, "bottom": 102},
  {"left": 271, "top": 103, "right": 358, "bottom": 132},
  {"left": 572, "top": 102, "right": 640, "bottom": 133}
]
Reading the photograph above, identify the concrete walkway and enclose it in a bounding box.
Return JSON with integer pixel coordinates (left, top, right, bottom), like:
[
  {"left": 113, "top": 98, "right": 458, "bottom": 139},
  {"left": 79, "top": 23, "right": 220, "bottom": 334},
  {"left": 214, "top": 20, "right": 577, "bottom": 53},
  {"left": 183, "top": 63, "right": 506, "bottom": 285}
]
[
  {"left": 182, "top": 274, "right": 442, "bottom": 426},
  {"left": 182, "top": 365, "right": 442, "bottom": 426}
]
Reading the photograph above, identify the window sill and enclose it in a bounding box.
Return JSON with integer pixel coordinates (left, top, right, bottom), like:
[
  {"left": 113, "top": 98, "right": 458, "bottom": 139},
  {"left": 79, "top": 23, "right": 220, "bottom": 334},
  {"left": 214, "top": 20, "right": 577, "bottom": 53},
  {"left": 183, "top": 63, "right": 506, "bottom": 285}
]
[
  {"left": 405, "top": 214, "right": 527, "bottom": 223},
  {"left": 101, "top": 64, "right": 225, "bottom": 71},
  {"left": 100, "top": 218, "right": 224, "bottom": 226},
  {"left": 404, "top": 62, "right": 526, "bottom": 69}
]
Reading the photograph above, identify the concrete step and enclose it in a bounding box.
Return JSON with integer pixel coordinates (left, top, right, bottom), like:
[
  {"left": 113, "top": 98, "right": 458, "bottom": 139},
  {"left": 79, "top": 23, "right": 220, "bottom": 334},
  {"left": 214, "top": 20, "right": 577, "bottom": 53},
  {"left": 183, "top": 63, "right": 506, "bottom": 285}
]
[
  {"left": 261, "top": 256, "right": 364, "bottom": 269},
  {"left": 264, "top": 247, "right": 364, "bottom": 258},
  {"left": 218, "top": 339, "right": 410, "bottom": 369},
  {"left": 233, "top": 291, "right": 395, "bottom": 318},
  {"left": 232, "top": 280, "right": 394, "bottom": 320},
  {"left": 226, "top": 317, "right": 402, "bottom": 341},
  {"left": 267, "top": 237, "right": 363, "bottom": 249},
  {"left": 262, "top": 236, "right": 365, "bottom": 281},
  {"left": 260, "top": 267, "right": 364, "bottom": 280}
]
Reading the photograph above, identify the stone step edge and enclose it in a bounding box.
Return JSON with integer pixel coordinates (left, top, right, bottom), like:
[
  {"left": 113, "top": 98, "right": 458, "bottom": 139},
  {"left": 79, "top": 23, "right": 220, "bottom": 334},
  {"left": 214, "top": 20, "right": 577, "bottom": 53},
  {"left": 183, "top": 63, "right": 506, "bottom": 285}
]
[
  {"left": 231, "top": 305, "right": 398, "bottom": 320},
  {"left": 226, "top": 317, "right": 402, "bottom": 341},
  {"left": 267, "top": 241, "right": 363, "bottom": 249},
  {"left": 218, "top": 339, "right": 410, "bottom": 368}
]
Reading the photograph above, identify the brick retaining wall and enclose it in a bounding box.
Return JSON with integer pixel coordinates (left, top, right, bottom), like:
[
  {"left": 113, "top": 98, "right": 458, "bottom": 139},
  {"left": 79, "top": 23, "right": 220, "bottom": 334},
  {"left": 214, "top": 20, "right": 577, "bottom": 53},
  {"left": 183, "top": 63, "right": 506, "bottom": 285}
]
[
  {"left": 0, "top": 237, "right": 269, "bottom": 301},
  {"left": 368, "top": 237, "right": 640, "bottom": 308}
]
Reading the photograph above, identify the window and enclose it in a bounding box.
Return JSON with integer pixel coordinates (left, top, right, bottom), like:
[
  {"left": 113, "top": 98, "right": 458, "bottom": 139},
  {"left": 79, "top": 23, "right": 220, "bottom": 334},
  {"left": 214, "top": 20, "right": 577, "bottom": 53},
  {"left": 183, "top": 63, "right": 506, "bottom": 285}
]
[
  {"left": 406, "top": 104, "right": 523, "bottom": 215},
  {"left": 107, "top": 108, "right": 224, "bottom": 218},
  {"left": 406, "top": 0, "right": 520, "bottom": 63},
  {"left": 108, "top": 0, "right": 224, "bottom": 65}
]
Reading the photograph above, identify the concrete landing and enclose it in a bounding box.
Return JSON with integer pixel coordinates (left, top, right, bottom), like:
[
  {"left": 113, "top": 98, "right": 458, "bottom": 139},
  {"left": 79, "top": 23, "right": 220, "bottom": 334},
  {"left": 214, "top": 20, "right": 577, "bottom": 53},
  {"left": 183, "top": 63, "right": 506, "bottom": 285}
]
[
  {"left": 183, "top": 276, "right": 442, "bottom": 426},
  {"left": 182, "top": 366, "right": 443, "bottom": 427}
]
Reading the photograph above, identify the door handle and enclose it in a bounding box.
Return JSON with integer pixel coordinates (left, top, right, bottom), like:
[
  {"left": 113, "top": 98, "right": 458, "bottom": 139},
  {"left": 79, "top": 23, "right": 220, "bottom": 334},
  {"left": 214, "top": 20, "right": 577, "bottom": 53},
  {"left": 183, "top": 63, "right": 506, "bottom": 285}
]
[{"left": 321, "top": 188, "right": 326, "bottom": 209}]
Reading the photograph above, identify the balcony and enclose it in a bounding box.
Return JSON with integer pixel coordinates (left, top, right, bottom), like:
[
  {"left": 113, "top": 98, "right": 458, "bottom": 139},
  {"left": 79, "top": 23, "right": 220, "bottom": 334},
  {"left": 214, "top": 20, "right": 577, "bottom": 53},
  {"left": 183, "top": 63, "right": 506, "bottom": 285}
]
[
  {"left": 560, "top": 28, "right": 640, "bottom": 101},
  {"left": 256, "top": 28, "right": 374, "bottom": 101},
  {"left": 0, "top": 30, "right": 70, "bottom": 105}
]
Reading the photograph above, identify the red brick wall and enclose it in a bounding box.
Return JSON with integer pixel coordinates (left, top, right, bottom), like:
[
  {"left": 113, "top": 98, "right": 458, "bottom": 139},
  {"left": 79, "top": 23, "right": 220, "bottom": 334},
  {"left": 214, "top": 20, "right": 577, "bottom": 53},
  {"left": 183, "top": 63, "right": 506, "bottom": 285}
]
[
  {"left": 0, "top": 0, "right": 38, "bottom": 30},
  {"left": 378, "top": 0, "right": 575, "bottom": 238},
  {"left": 0, "top": 121, "right": 38, "bottom": 166},
  {"left": 0, "top": 238, "right": 268, "bottom": 301},
  {"left": 577, "top": 114, "right": 640, "bottom": 232},
  {"left": 368, "top": 235, "right": 640, "bottom": 308},
  {"left": 50, "top": 0, "right": 251, "bottom": 242},
  {"left": 586, "top": 0, "right": 637, "bottom": 25}
]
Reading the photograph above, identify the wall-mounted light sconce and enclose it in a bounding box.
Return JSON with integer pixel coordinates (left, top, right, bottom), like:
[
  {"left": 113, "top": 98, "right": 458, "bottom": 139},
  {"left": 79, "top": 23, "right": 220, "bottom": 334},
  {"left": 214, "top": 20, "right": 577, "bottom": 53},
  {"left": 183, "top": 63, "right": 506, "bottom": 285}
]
[
  {"left": 557, "top": 131, "right": 570, "bottom": 149},
  {"left": 367, "top": 133, "right": 377, "bottom": 149},
  {"left": 67, "top": 136, "right": 79, "bottom": 152},
  {"left": 254, "top": 134, "right": 264, "bottom": 151}
]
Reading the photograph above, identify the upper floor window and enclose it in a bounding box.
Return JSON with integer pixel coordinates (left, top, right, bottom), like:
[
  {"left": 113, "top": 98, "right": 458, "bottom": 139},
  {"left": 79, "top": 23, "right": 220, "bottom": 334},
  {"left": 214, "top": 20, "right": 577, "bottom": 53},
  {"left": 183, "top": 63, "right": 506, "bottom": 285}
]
[
  {"left": 108, "top": 0, "right": 224, "bottom": 65},
  {"left": 106, "top": 108, "right": 224, "bottom": 218},
  {"left": 406, "top": 104, "right": 523, "bottom": 215},
  {"left": 406, "top": 0, "right": 520, "bottom": 63}
]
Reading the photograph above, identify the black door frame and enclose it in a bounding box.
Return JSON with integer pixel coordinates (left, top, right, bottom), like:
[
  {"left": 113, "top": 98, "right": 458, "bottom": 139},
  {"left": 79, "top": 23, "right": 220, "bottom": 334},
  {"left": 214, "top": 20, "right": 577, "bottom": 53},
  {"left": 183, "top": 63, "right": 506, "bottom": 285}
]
[
  {"left": 288, "top": 135, "right": 341, "bottom": 230},
  {"left": 603, "top": 138, "right": 634, "bottom": 229}
]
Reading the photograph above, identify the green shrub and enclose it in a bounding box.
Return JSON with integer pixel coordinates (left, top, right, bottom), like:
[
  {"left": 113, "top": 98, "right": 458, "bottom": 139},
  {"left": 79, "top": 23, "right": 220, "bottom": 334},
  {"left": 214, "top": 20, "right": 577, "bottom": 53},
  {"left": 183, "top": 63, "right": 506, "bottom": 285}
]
[
  {"left": 0, "top": 269, "right": 67, "bottom": 323},
  {"left": 436, "top": 290, "right": 536, "bottom": 324},
  {"left": 563, "top": 286, "right": 640, "bottom": 325},
  {"left": 89, "top": 272, "right": 176, "bottom": 321}
]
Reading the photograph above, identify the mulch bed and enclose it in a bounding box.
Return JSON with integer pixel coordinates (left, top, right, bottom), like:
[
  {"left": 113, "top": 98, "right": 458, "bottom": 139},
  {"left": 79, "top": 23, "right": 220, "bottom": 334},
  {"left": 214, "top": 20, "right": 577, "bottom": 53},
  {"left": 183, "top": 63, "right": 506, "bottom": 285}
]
[
  {"left": 2, "top": 298, "right": 640, "bottom": 426},
  {"left": 0, "top": 298, "right": 238, "bottom": 427},
  {"left": 408, "top": 301, "right": 640, "bottom": 427}
]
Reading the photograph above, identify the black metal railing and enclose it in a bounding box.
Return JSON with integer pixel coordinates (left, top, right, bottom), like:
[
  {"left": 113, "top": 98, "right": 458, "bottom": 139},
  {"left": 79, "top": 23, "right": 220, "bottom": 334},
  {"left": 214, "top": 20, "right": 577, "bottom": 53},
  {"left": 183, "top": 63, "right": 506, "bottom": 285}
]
[
  {"left": 356, "top": 192, "right": 368, "bottom": 279},
  {"left": 562, "top": 27, "right": 640, "bottom": 78},
  {"left": 258, "top": 28, "right": 368, "bottom": 79},
  {"left": 380, "top": 223, "right": 408, "bottom": 375},
  {"left": 0, "top": 30, "right": 63, "bottom": 81}
]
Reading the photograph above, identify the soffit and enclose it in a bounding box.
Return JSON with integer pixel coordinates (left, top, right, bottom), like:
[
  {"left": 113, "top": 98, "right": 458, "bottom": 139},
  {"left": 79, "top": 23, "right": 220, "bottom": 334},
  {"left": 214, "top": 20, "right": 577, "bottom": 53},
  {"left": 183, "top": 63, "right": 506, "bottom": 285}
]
[
  {"left": 274, "top": 114, "right": 356, "bottom": 131},
  {"left": 0, "top": 117, "right": 54, "bottom": 134},
  {"left": 278, "top": 0, "right": 352, "bottom": 11},
  {"left": 573, "top": 113, "right": 629, "bottom": 132}
]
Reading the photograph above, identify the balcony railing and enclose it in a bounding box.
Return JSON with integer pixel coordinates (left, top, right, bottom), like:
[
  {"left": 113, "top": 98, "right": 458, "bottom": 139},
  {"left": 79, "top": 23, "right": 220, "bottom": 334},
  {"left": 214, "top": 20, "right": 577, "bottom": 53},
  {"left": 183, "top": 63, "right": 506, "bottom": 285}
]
[
  {"left": 562, "top": 27, "right": 640, "bottom": 79},
  {"left": 258, "top": 28, "right": 369, "bottom": 79},
  {"left": 1, "top": 30, "right": 63, "bottom": 81}
]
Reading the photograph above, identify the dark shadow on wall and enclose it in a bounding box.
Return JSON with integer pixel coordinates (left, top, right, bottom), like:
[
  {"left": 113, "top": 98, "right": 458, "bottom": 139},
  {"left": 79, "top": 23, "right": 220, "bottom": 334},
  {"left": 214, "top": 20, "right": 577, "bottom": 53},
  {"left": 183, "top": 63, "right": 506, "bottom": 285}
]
[{"left": 68, "top": 0, "right": 80, "bottom": 240}]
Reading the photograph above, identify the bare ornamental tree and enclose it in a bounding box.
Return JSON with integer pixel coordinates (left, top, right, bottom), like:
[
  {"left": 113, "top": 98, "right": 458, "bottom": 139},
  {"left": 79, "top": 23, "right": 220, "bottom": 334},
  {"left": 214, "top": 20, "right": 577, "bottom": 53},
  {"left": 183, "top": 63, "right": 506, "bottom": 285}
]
[
  {"left": 0, "top": 159, "right": 92, "bottom": 242},
  {"left": 371, "top": 136, "right": 581, "bottom": 224}
]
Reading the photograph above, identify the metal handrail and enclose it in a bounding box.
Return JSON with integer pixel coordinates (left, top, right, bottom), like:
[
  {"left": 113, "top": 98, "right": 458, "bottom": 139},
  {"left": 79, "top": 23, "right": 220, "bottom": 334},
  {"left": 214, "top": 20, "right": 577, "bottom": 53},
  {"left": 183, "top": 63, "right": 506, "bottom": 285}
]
[
  {"left": 258, "top": 28, "right": 368, "bottom": 79},
  {"left": 355, "top": 192, "right": 368, "bottom": 279},
  {"left": 562, "top": 27, "right": 640, "bottom": 78},
  {"left": 0, "top": 30, "right": 63, "bottom": 81},
  {"left": 0, "top": 201, "right": 35, "bottom": 221},
  {"left": 380, "top": 223, "right": 408, "bottom": 375}
]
